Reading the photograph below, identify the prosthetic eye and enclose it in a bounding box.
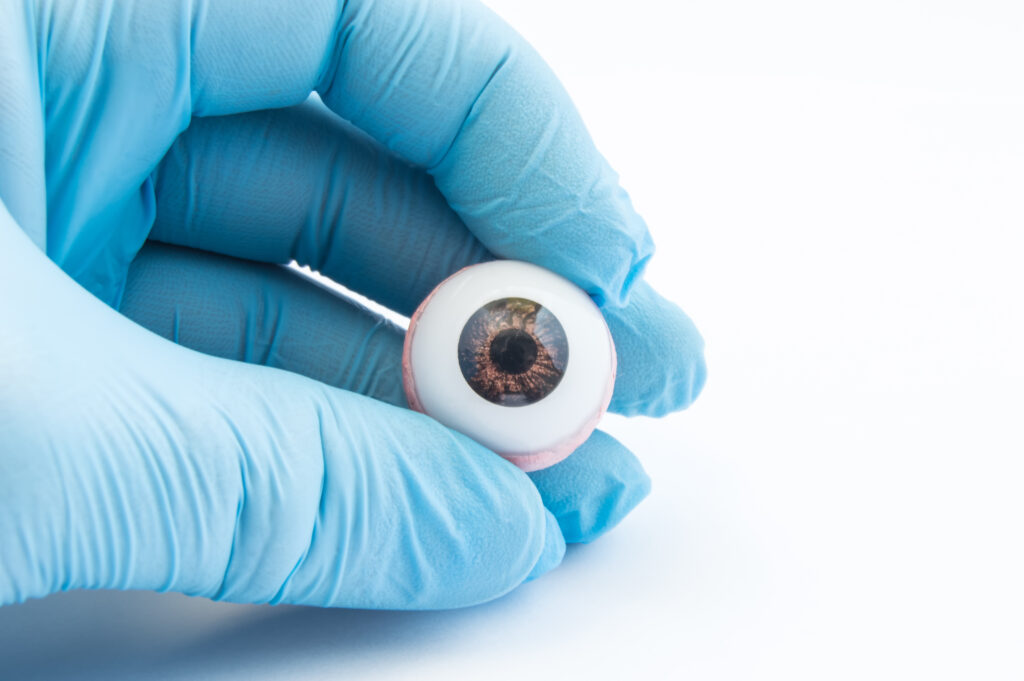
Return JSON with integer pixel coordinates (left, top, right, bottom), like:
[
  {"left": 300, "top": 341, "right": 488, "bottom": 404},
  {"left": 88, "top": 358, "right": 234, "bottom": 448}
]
[{"left": 402, "top": 260, "right": 616, "bottom": 472}]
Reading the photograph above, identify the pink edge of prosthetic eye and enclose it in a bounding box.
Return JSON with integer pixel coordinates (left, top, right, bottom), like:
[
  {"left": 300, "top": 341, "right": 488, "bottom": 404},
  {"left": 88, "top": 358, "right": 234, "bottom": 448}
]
[{"left": 402, "top": 260, "right": 617, "bottom": 473}]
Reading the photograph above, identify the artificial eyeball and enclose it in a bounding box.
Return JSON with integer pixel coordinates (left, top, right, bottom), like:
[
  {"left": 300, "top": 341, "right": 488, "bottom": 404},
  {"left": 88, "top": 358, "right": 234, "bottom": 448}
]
[{"left": 402, "top": 260, "right": 616, "bottom": 472}]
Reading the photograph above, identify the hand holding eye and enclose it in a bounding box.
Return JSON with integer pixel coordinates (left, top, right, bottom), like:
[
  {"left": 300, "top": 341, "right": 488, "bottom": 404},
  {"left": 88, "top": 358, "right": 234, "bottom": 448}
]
[{"left": 0, "top": 0, "right": 705, "bottom": 610}]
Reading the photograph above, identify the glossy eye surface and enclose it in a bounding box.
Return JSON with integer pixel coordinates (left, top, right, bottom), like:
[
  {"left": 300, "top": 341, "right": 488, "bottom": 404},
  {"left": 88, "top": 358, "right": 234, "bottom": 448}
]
[{"left": 402, "top": 260, "right": 616, "bottom": 472}]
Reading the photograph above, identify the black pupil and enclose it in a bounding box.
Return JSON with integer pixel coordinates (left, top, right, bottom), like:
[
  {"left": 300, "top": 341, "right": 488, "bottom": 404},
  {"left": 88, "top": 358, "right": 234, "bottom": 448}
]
[{"left": 488, "top": 328, "right": 538, "bottom": 374}]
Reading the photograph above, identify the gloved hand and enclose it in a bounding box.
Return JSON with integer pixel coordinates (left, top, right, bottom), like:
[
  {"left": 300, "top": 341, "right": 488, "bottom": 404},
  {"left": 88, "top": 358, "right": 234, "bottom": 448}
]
[{"left": 0, "top": 0, "right": 706, "bottom": 609}]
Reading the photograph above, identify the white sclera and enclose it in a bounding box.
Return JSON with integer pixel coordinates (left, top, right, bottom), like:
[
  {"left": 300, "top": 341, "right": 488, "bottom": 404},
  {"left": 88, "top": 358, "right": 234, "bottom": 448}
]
[{"left": 406, "top": 260, "right": 615, "bottom": 459}]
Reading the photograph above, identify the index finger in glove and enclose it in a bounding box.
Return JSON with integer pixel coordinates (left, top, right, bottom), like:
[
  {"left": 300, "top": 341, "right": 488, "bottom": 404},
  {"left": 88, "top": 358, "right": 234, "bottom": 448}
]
[{"left": 45, "top": 0, "right": 653, "bottom": 307}]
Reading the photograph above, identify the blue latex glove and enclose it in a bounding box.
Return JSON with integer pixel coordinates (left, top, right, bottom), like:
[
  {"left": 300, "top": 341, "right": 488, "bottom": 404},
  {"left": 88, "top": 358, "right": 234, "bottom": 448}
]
[{"left": 0, "top": 0, "right": 706, "bottom": 609}]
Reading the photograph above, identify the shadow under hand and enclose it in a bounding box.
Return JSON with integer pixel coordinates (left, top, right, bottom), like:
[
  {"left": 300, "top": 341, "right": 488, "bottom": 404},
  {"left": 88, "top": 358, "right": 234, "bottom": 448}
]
[{"left": 0, "top": 547, "right": 593, "bottom": 681}]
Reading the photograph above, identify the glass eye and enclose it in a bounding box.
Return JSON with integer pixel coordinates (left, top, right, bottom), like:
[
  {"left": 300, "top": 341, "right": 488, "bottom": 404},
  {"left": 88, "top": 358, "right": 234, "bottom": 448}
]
[{"left": 402, "top": 260, "right": 616, "bottom": 472}]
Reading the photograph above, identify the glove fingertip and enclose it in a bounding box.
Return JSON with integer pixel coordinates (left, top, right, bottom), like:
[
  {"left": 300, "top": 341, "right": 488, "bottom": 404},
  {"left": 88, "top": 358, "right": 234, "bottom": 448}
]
[
  {"left": 606, "top": 279, "right": 707, "bottom": 417},
  {"left": 571, "top": 457, "right": 651, "bottom": 544},
  {"left": 528, "top": 430, "right": 652, "bottom": 544}
]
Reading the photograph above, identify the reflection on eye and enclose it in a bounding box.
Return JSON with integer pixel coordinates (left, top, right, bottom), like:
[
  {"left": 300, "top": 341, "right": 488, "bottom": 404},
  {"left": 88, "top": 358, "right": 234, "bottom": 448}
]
[
  {"left": 457, "top": 297, "right": 568, "bottom": 407},
  {"left": 402, "top": 260, "right": 616, "bottom": 472}
]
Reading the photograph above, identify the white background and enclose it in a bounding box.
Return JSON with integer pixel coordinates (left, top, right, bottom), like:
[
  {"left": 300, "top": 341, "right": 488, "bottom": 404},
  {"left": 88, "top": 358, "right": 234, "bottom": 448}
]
[{"left": 2, "top": 1, "right": 1023, "bottom": 679}]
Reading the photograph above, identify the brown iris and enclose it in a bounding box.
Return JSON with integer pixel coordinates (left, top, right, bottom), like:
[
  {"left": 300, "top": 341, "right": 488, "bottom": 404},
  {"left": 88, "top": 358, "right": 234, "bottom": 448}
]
[{"left": 457, "top": 297, "right": 569, "bottom": 406}]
